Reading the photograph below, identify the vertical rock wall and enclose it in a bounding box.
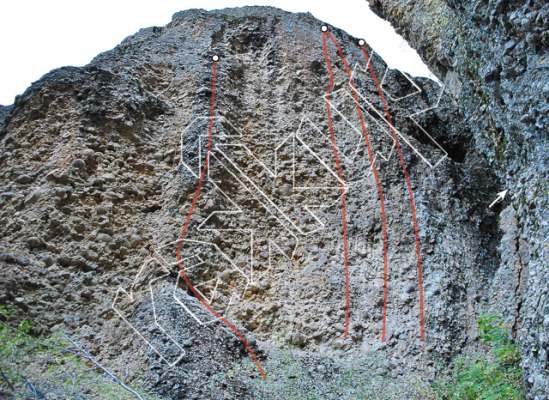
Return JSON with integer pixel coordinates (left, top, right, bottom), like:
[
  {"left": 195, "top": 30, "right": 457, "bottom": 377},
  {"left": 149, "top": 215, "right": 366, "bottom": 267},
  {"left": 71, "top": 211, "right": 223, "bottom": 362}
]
[
  {"left": 368, "top": 0, "right": 549, "bottom": 397},
  {"left": 1, "top": 4, "right": 546, "bottom": 398}
]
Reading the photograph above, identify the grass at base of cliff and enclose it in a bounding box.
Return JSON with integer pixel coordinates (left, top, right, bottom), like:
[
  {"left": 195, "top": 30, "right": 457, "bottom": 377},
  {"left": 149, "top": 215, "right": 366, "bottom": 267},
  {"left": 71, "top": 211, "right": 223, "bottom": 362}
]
[
  {"left": 208, "top": 345, "right": 440, "bottom": 400},
  {"left": 0, "top": 305, "right": 161, "bottom": 400}
]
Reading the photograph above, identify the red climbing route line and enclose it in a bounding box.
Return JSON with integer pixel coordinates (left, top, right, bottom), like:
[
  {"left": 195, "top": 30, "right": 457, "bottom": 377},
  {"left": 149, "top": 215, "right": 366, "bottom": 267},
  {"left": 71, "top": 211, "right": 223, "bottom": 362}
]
[
  {"left": 360, "top": 46, "right": 425, "bottom": 341},
  {"left": 175, "top": 60, "right": 266, "bottom": 379},
  {"left": 323, "top": 31, "right": 390, "bottom": 342},
  {"left": 322, "top": 33, "right": 351, "bottom": 339}
]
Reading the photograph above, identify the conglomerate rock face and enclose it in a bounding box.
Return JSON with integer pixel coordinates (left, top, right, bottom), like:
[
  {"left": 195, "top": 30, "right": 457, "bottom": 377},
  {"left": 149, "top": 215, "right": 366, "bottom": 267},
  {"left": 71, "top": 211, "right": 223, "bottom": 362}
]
[
  {"left": 368, "top": 0, "right": 549, "bottom": 397},
  {"left": 0, "top": 5, "right": 533, "bottom": 399}
]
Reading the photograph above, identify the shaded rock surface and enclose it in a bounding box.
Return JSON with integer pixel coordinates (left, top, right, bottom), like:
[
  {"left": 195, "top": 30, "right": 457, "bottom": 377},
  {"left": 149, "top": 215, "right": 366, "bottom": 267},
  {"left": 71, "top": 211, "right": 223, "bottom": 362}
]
[{"left": 369, "top": 0, "right": 549, "bottom": 397}]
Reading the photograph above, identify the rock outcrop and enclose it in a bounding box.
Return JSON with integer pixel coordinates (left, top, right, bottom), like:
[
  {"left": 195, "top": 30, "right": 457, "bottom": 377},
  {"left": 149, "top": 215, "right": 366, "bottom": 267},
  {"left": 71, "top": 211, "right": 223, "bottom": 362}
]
[
  {"left": 0, "top": 5, "right": 545, "bottom": 398},
  {"left": 368, "top": 0, "right": 549, "bottom": 397}
]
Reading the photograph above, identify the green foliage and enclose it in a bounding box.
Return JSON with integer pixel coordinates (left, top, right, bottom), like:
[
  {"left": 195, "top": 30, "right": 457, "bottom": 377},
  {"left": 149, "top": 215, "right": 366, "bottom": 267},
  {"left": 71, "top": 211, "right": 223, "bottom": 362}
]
[
  {"left": 434, "top": 312, "right": 526, "bottom": 400},
  {"left": 223, "top": 14, "right": 240, "bottom": 21},
  {"left": 0, "top": 305, "right": 160, "bottom": 399},
  {"left": 478, "top": 313, "right": 510, "bottom": 346}
]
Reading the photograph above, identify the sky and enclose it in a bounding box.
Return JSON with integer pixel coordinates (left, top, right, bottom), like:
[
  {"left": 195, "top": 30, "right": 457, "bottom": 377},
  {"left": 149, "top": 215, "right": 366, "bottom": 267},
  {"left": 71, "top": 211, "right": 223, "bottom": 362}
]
[{"left": 0, "top": 0, "right": 437, "bottom": 106}]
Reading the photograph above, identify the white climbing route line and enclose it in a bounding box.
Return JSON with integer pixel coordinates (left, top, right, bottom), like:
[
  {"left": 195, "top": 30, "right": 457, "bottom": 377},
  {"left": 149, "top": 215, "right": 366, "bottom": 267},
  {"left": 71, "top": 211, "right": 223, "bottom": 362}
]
[
  {"left": 349, "top": 62, "right": 448, "bottom": 169},
  {"left": 113, "top": 44, "right": 449, "bottom": 363}
]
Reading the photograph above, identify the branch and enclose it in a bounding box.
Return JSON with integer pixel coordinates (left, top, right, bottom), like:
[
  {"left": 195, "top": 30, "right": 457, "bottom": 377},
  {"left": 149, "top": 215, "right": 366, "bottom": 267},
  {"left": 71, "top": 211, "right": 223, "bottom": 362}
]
[
  {"left": 0, "top": 365, "right": 15, "bottom": 392},
  {"left": 22, "top": 376, "right": 47, "bottom": 399},
  {"left": 61, "top": 333, "right": 145, "bottom": 400},
  {"left": 1, "top": 321, "right": 147, "bottom": 399}
]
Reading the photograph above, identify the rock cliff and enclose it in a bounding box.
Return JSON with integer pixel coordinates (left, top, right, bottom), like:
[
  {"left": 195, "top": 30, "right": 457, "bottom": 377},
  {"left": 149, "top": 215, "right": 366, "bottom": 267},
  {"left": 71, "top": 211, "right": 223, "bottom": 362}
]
[
  {"left": 0, "top": 5, "right": 545, "bottom": 399},
  {"left": 368, "top": 0, "right": 548, "bottom": 397}
]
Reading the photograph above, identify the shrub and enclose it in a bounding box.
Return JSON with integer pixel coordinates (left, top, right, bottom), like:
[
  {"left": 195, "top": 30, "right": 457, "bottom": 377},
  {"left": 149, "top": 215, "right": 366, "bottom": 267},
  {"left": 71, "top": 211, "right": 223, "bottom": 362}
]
[{"left": 434, "top": 312, "right": 526, "bottom": 399}]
